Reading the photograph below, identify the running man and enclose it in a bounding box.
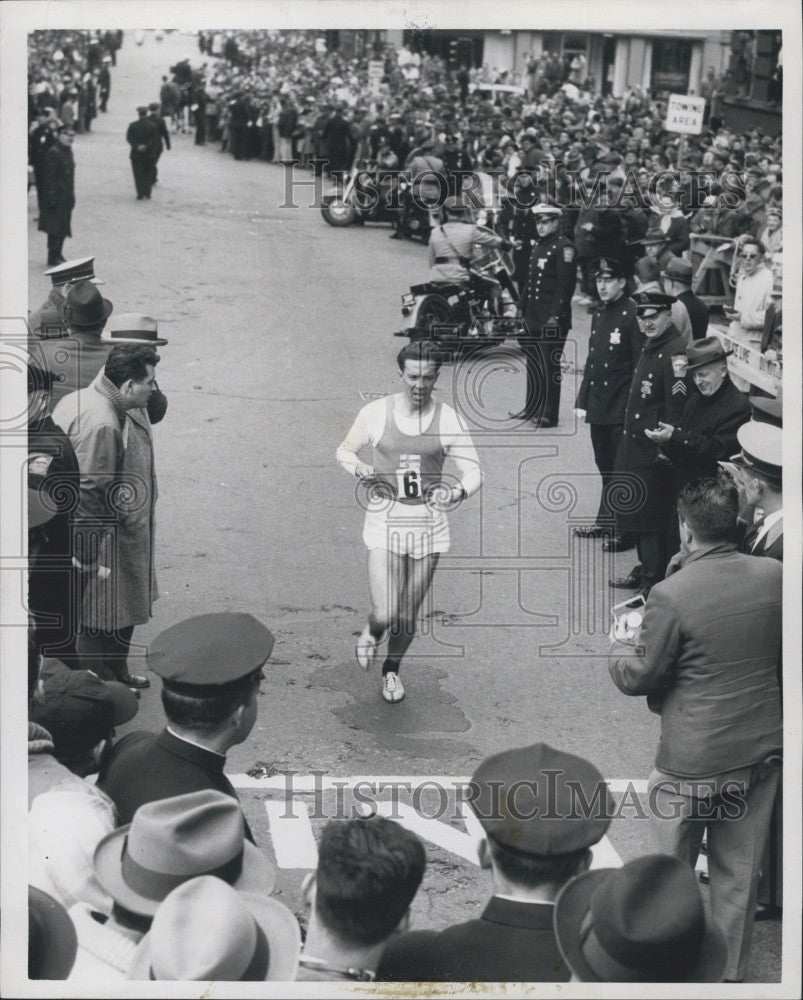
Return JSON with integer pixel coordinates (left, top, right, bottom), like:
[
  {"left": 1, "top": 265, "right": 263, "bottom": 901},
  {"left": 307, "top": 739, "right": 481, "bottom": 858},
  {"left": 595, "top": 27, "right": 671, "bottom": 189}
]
[{"left": 336, "top": 341, "right": 482, "bottom": 703}]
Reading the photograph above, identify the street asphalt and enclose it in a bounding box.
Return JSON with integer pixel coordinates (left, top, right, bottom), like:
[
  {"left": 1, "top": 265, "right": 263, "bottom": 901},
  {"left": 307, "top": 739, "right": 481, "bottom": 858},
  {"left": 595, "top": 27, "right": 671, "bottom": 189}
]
[{"left": 26, "top": 29, "right": 780, "bottom": 981}]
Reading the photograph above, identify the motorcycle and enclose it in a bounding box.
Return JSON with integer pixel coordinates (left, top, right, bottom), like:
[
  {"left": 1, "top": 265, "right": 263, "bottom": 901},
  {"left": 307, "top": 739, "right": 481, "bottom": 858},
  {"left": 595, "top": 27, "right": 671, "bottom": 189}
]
[
  {"left": 394, "top": 231, "right": 523, "bottom": 357},
  {"left": 321, "top": 161, "right": 401, "bottom": 228}
]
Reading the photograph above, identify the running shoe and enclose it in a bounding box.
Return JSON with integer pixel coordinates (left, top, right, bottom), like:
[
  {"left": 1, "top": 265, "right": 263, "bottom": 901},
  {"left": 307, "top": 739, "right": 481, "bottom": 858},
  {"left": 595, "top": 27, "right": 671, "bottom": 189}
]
[
  {"left": 356, "top": 625, "right": 378, "bottom": 670},
  {"left": 382, "top": 671, "right": 405, "bottom": 703}
]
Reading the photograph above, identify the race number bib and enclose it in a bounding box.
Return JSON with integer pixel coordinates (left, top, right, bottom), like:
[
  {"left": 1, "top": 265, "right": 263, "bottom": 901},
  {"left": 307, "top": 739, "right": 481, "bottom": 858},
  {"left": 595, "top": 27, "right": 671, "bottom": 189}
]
[{"left": 396, "top": 454, "right": 422, "bottom": 500}]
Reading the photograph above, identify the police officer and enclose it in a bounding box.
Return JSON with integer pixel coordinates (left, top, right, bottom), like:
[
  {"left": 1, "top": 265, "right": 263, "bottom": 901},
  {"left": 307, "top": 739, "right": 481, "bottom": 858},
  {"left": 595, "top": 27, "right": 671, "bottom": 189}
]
[
  {"left": 610, "top": 292, "right": 688, "bottom": 596},
  {"left": 28, "top": 256, "right": 104, "bottom": 339},
  {"left": 126, "top": 105, "right": 159, "bottom": 199},
  {"left": 513, "top": 203, "right": 577, "bottom": 427},
  {"left": 573, "top": 258, "right": 643, "bottom": 546},
  {"left": 428, "top": 196, "right": 506, "bottom": 285}
]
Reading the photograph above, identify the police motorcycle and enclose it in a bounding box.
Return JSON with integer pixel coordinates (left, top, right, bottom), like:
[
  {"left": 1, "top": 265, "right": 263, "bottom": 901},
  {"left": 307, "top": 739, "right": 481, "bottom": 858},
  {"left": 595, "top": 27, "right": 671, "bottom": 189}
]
[
  {"left": 394, "top": 227, "right": 522, "bottom": 357},
  {"left": 321, "top": 160, "right": 400, "bottom": 227}
]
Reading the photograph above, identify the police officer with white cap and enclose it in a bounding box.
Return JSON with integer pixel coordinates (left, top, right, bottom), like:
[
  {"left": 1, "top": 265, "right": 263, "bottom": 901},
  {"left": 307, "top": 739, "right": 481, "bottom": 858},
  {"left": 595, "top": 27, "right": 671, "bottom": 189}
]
[{"left": 514, "top": 202, "right": 576, "bottom": 427}]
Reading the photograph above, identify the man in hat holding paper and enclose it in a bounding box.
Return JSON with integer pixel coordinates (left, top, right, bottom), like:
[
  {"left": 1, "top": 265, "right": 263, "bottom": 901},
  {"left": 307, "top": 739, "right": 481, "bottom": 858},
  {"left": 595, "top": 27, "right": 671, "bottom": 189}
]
[
  {"left": 38, "top": 123, "right": 76, "bottom": 265},
  {"left": 126, "top": 105, "right": 159, "bottom": 199},
  {"left": 553, "top": 854, "right": 727, "bottom": 982},
  {"left": 609, "top": 477, "right": 782, "bottom": 982},
  {"left": 514, "top": 202, "right": 576, "bottom": 427},
  {"left": 610, "top": 292, "right": 688, "bottom": 596},
  {"left": 377, "top": 743, "right": 612, "bottom": 982},
  {"left": 29, "top": 256, "right": 104, "bottom": 340},
  {"left": 98, "top": 613, "right": 274, "bottom": 836}
]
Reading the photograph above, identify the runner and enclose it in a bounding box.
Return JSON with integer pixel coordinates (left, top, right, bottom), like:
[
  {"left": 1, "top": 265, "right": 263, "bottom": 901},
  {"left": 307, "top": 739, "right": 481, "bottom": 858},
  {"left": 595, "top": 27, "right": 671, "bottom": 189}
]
[{"left": 336, "top": 341, "right": 482, "bottom": 703}]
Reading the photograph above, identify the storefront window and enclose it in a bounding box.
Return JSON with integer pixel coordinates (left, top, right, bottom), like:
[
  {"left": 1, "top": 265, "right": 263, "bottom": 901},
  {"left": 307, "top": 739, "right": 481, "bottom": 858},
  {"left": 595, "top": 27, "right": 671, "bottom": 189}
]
[{"left": 652, "top": 38, "right": 692, "bottom": 93}]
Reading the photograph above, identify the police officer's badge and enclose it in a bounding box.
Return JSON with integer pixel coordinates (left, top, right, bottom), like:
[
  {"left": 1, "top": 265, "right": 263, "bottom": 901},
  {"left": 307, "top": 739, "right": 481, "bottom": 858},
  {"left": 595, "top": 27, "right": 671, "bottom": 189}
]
[
  {"left": 610, "top": 327, "right": 621, "bottom": 345},
  {"left": 563, "top": 246, "right": 575, "bottom": 262},
  {"left": 640, "top": 380, "right": 652, "bottom": 398},
  {"left": 671, "top": 356, "right": 688, "bottom": 377}
]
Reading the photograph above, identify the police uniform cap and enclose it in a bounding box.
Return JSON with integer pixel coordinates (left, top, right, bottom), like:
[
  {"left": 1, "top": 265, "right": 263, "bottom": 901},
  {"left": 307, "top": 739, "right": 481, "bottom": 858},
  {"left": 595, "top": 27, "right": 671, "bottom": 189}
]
[
  {"left": 44, "top": 256, "right": 103, "bottom": 287},
  {"left": 531, "top": 203, "right": 562, "bottom": 218},
  {"left": 137, "top": 105, "right": 148, "bottom": 114},
  {"left": 633, "top": 291, "right": 675, "bottom": 315},
  {"left": 148, "top": 102, "right": 160, "bottom": 111},
  {"left": 148, "top": 613, "right": 275, "bottom": 685},
  {"left": 731, "top": 421, "right": 782, "bottom": 484},
  {"left": 593, "top": 257, "right": 627, "bottom": 279},
  {"left": 470, "top": 743, "right": 612, "bottom": 856}
]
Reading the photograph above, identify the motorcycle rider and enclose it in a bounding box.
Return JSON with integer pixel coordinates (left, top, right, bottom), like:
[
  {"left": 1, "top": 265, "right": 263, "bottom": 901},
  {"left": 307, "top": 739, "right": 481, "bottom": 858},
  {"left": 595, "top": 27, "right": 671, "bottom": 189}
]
[
  {"left": 391, "top": 134, "right": 445, "bottom": 240},
  {"left": 428, "top": 196, "right": 517, "bottom": 311}
]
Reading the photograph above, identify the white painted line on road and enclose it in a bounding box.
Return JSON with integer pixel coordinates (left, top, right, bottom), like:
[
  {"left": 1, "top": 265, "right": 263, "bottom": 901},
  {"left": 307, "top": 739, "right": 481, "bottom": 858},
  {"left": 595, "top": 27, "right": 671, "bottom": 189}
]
[
  {"left": 375, "top": 801, "right": 482, "bottom": 865},
  {"left": 264, "top": 799, "right": 319, "bottom": 869},
  {"left": 229, "top": 774, "right": 650, "bottom": 795}
]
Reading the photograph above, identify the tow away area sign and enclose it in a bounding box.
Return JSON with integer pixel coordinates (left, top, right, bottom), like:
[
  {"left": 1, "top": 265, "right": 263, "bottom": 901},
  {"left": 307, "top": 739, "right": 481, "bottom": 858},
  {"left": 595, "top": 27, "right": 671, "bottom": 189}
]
[{"left": 665, "top": 94, "right": 706, "bottom": 134}]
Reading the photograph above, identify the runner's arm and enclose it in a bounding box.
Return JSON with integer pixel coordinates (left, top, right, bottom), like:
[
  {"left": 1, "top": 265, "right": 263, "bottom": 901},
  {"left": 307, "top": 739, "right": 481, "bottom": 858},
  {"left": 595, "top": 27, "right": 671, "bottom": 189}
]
[
  {"left": 441, "top": 406, "right": 483, "bottom": 497},
  {"left": 336, "top": 400, "right": 384, "bottom": 477}
]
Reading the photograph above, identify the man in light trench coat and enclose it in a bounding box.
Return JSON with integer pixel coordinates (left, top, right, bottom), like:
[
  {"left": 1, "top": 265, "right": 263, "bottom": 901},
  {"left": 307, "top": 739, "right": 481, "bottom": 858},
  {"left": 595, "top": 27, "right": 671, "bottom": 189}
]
[{"left": 52, "top": 344, "right": 161, "bottom": 688}]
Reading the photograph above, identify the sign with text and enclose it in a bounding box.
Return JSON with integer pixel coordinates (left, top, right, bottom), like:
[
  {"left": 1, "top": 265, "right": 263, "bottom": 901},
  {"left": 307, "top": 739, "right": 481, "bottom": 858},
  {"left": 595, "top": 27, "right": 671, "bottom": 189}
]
[
  {"left": 665, "top": 94, "right": 706, "bottom": 134},
  {"left": 368, "top": 60, "right": 384, "bottom": 95}
]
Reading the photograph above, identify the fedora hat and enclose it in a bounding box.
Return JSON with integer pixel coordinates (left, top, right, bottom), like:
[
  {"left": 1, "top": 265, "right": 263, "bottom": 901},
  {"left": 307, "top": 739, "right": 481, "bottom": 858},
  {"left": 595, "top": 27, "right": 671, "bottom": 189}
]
[
  {"left": 102, "top": 313, "right": 168, "bottom": 346},
  {"left": 685, "top": 335, "right": 731, "bottom": 370},
  {"left": 661, "top": 257, "right": 693, "bottom": 283},
  {"left": 93, "top": 790, "right": 276, "bottom": 916},
  {"left": 128, "top": 876, "right": 301, "bottom": 981},
  {"left": 63, "top": 280, "right": 113, "bottom": 328},
  {"left": 28, "top": 886, "right": 78, "bottom": 980},
  {"left": 553, "top": 854, "right": 728, "bottom": 982}
]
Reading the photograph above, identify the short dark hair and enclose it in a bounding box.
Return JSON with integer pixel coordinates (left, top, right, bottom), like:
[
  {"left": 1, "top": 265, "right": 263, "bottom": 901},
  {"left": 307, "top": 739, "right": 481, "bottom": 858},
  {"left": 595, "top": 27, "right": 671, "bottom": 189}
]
[
  {"left": 741, "top": 237, "right": 765, "bottom": 256},
  {"left": 160, "top": 670, "right": 261, "bottom": 730},
  {"left": 104, "top": 345, "right": 160, "bottom": 388},
  {"left": 677, "top": 478, "right": 739, "bottom": 543},
  {"left": 396, "top": 340, "right": 442, "bottom": 373},
  {"left": 315, "top": 817, "right": 426, "bottom": 946},
  {"left": 487, "top": 836, "right": 589, "bottom": 888}
]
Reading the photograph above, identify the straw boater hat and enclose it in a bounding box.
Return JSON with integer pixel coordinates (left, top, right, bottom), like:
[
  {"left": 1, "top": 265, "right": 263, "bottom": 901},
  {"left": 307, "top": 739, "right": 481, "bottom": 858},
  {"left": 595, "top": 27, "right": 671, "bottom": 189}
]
[{"left": 102, "top": 313, "right": 168, "bottom": 346}]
